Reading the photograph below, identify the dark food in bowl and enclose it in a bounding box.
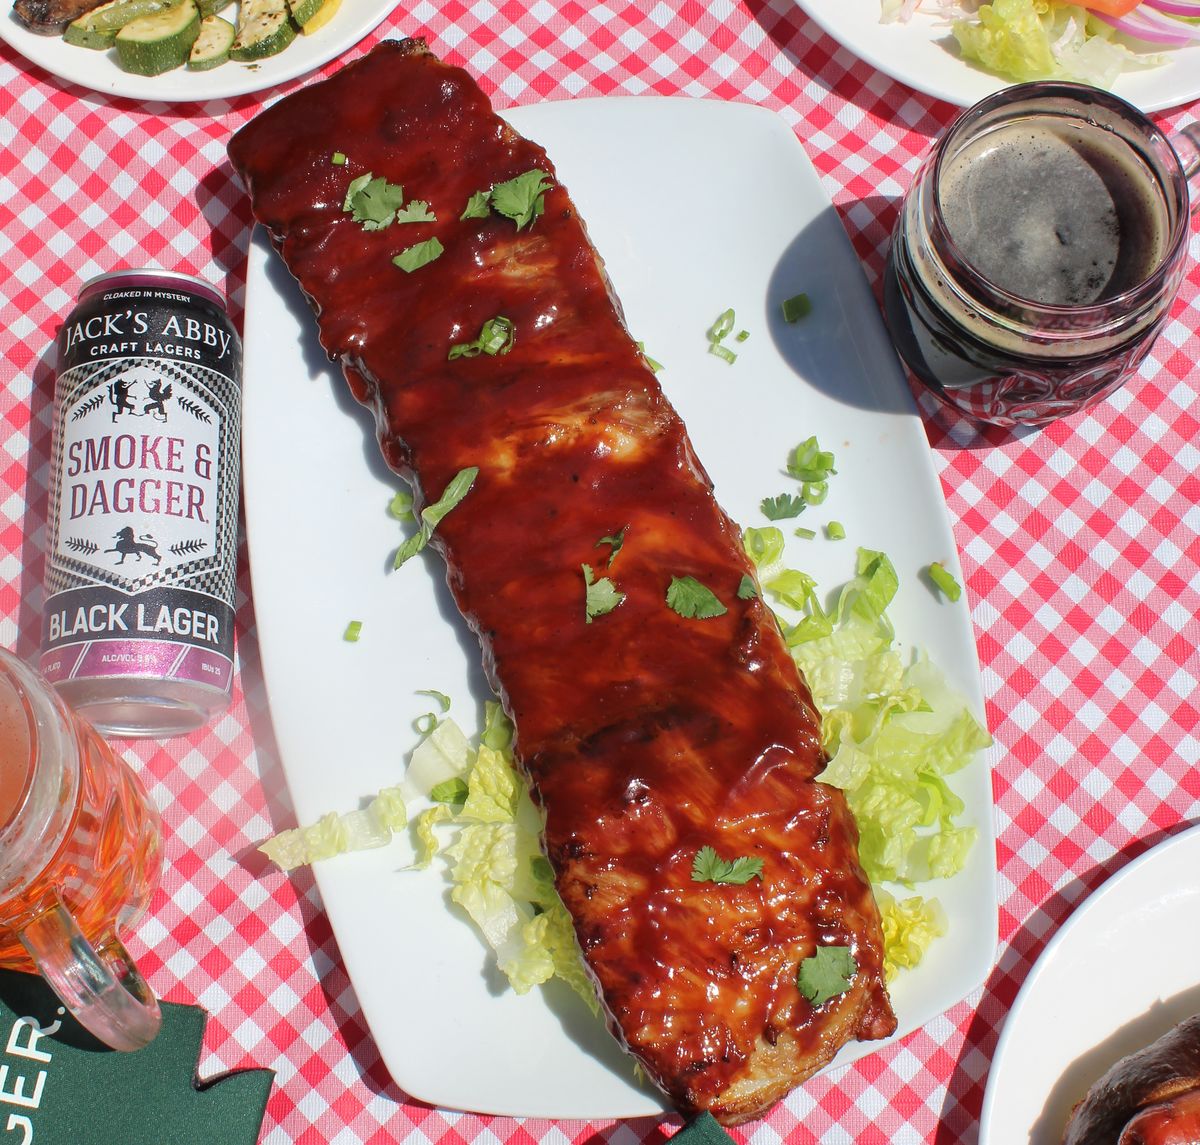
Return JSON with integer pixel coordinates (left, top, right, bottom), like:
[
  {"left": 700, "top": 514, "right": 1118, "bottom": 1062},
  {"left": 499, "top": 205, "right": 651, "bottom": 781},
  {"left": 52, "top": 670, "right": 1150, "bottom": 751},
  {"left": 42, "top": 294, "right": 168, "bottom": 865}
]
[{"left": 1064, "top": 1014, "right": 1200, "bottom": 1144}]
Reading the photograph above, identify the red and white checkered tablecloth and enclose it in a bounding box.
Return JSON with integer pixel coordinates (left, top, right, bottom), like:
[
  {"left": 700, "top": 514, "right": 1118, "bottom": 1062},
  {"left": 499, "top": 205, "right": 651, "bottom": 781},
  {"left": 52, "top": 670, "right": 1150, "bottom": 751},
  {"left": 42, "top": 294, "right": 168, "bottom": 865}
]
[{"left": 2, "top": 0, "right": 1199, "bottom": 1140}]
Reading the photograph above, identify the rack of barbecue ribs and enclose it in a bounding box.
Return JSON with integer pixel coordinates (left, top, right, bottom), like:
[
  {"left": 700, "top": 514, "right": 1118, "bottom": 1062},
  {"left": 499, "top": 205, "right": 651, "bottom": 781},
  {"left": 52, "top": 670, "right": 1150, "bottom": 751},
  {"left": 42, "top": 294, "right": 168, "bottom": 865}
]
[
  {"left": 228, "top": 39, "right": 896, "bottom": 1124},
  {"left": 1064, "top": 1015, "right": 1200, "bottom": 1144}
]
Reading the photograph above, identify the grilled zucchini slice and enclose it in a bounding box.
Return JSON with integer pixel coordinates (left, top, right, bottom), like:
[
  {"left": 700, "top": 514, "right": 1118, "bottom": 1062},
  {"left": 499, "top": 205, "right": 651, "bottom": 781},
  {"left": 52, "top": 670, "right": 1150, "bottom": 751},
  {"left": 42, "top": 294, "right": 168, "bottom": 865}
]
[
  {"left": 187, "top": 12, "right": 234, "bottom": 68},
  {"left": 114, "top": 0, "right": 200, "bottom": 74},
  {"left": 63, "top": 0, "right": 177, "bottom": 49},
  {"left": 229, "top": 0, "right": 295, "bottom": 60}
]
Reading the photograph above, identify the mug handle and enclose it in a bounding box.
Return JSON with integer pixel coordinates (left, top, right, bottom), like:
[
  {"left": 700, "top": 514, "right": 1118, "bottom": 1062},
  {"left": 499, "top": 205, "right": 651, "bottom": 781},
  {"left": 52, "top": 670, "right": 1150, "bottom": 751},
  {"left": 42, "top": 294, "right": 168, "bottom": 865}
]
[
  {"left": 17, "top": 893, "right": 161, "bottom": 1052},
  {"left": 1177, "top": 123, "right": 1200, "bottom": 215}
]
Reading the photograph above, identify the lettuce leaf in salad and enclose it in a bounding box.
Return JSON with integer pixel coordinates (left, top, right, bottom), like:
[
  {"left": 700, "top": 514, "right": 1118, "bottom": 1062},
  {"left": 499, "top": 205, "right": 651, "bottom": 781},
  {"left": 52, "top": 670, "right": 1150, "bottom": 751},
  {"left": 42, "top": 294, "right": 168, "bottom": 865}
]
[{"left": 950, "top": 0, "right": 1163, "bottom": 86}]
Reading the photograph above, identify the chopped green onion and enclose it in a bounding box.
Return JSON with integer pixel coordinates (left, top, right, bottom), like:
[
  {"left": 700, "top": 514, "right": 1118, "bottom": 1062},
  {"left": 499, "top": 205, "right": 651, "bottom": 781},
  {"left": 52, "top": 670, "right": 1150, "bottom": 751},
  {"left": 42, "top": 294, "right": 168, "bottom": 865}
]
[
  {"left": 735, "top": 329, "right": 750, "bottom": 343},
  {"left": 709, "top": 343, "right": 738, "bottom": 365},
  {"left": 343, "top": 620, "right": 362, "bottom": 642},
  {"left": 928, "top": 561, "right": 963, "bottom": 602},
  {"left": 781, "top": 293, "right": 812, "bottom": 323},
  {"left": 826, "top": 521, "right": 846, "bottom": 540},
  {"left": 388, "top": 489, "right": 415, "bottom": 522},
  {"left": 802, "top": 481, "right": 830, "bottom": 506},
  {"left": 448, "top": 316, "right": 516, "bottom": 360},
  {"left": 708, "top": 308, "right": 736, "bottom": 343},
  {"left": 331, "top": 151, "right": 347, "bottom": 166},
  {"left": 788, "top": 436, "right": 837, "bottom": 484},
  {"left": 794, "top": 526, "right": 817, "bottom": 540},
  {"left": 417, "top": 689, "right": 452, "bottom": 713}
]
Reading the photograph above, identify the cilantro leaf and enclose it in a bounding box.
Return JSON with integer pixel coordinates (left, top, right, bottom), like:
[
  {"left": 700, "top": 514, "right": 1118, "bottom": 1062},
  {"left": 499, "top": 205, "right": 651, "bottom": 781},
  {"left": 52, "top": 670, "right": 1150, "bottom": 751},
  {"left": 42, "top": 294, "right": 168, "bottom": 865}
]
[
  {"left": 393, "top": 466, "right": 478, "bottom": 569},
  {"left": 448, "top": 316, "right": 516, "bottom": 360},
  {"left": 596, "top": 528, "right": 625, "bottom": 567},
  {"left": 395, "top": 200, "right": 436, "bottom": 224},
  {"left": 761, "top": 493, "right": 806, "bottom": 521},
  {"left": 691, "top": 845, "right": 763, "bottom": 885},
  {"left": 582, "top": 563, "right": 624, "bottom": 623},
  {"left": 736, "top": 574, "right": 758, "bottom": 600},
  {"left": 490, "top": 169, "right": 554, "bottom": 230},
  {"left": 797, "top": 946, "right": 857, "bottom": 1006},
  {"left": 460, "top": 190, "right": 492, "bottom": 220},
  {"left": 392, "top": 237, "right": 444, "bottom": 274},
  {"left": 666, "top": 575, "right": 727, "bottom": 620},
  {"left": 343, "top": 173, "right": 406, "bottom": 230}
]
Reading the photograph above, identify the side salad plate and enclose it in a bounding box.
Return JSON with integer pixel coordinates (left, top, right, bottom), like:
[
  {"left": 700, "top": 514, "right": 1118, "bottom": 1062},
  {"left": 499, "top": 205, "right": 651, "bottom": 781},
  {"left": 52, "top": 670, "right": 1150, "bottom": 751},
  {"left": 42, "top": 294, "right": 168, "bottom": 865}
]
[
  {"left": 796, "top": 0, "right": 1200, "bottom": 112},
  {"left": 0, "top": 0, "right": 394, "bottom": 100},
  {"left": 242, "top": 95, "right": 998, "bottom": 1119}
]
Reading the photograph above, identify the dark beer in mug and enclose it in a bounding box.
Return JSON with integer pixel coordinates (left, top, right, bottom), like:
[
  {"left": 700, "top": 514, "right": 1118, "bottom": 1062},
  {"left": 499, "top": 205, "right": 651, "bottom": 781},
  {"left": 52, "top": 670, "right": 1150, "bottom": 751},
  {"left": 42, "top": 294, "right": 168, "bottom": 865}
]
[{"left": 884, "top": 83, "right": 1198, "bottom": 427}]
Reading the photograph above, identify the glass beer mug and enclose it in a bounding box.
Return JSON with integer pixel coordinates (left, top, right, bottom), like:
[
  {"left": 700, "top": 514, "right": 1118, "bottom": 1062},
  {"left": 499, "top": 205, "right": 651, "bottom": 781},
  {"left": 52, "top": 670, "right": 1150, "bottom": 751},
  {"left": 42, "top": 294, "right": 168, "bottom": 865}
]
[
  {"left": 884, "top": 81, "right": 1200, "bottom": 427},
  {"left": 0, "top": 647, "right": 162, "bottom": 1051}
]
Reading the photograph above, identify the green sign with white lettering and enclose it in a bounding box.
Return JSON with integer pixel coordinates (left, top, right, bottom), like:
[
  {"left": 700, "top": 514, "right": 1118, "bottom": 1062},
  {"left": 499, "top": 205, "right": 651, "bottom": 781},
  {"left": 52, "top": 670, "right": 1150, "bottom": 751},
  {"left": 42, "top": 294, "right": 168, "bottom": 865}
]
[{"left": 0, "top": 969, "right": 273, "bottom": 1144}]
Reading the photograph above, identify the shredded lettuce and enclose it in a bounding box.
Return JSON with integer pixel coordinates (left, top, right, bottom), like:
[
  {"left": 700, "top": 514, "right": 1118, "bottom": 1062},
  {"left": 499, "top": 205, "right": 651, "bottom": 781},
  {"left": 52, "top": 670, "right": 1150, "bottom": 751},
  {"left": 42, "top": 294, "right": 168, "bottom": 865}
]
[
  {"left": 260, "top": 699, "right": 598, "bottom": 1009},
  {"left": 258, "top": 786, "right": 408, "bottom": 871},
  {"left": 745, "top": 537, "right": 990, "bottom": 975},
  {"left": 876, "top": 889, "right": 948, "bottom": 980},
  {"left": 949, "top": 0, "right": 1164, "bottom": 86}
]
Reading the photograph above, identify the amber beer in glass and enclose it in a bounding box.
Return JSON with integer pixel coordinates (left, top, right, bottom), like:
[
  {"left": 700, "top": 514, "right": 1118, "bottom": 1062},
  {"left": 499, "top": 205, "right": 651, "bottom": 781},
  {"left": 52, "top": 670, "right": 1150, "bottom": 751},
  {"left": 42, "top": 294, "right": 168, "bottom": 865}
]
[
  {"left": 884, "top": 83, "right": 1200, "bottom": 427},
  {"left": 0, "top": 648, "right": 162, "bottom": 1051}
]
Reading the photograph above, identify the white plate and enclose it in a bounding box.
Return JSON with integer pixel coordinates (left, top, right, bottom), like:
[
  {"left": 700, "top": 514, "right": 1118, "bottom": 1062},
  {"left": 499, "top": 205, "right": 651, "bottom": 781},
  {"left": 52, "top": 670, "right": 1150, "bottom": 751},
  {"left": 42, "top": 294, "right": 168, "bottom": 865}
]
[
  {"left": 796, "top": 0, "right": 1200, "bottom": 112},
  {"left": 242, "top": 95, "right": 997, "bottom": 1120},
  {"left": 980, "top": 822, "right": 1200, "bottom": 1145},
  {"left": 0, "top": 0, "right": 393, "bottom": 102}
]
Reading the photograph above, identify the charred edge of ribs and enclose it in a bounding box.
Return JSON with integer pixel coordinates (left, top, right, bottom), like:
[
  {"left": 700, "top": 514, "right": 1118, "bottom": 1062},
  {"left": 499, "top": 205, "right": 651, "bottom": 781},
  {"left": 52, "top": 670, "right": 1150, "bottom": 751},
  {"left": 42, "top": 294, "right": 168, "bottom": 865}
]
[{"left": 228, "top": 39, "right": 896, "bottom": 1123}]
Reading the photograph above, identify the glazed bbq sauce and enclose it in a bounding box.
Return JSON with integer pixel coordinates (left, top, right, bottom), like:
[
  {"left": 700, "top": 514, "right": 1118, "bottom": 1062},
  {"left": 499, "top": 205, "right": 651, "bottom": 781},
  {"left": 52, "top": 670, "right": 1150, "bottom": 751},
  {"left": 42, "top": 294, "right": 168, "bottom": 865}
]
[{"left": 229, "top": 41, "right": 894, "bottom": 1111}]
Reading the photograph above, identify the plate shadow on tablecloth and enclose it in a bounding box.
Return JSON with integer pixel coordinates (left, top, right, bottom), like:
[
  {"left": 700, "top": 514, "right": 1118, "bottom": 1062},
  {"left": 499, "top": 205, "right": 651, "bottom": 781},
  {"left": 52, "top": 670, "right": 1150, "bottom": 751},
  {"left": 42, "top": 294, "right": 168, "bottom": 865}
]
[
  {"left": 932, "top": 822, "right": 1198, "bottom": 1145},
  {"left": 766, "top": 194, "right": 1040, "bottom": 452}
]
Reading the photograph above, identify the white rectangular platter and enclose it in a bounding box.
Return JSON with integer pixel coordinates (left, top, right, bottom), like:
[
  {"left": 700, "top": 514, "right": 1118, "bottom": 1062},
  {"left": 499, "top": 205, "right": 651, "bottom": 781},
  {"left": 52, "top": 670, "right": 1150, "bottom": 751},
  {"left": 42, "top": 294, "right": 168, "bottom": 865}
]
[{"left": 241, "top": 94, "right": 997, "bottom": 1121}]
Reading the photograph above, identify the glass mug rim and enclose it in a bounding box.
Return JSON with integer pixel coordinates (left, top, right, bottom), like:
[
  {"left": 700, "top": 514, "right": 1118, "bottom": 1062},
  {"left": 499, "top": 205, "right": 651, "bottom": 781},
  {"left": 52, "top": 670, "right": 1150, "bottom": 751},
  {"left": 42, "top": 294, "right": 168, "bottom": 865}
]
[
  {"left": 0, "top": 656, "right": 78, "bottom": 895},
  {"left": 924, "top": 80, "right": 1191, "bottom": 331}
]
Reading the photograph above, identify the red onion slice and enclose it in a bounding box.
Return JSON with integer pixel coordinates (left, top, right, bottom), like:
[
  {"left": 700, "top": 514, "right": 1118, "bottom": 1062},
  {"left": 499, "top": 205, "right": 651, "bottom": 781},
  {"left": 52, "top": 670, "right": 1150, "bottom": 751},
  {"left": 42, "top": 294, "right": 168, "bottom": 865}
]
[
  {"left": 1093, "top": 4, "right": 1200, "bottom": 43},
  {"left": 1142, "top": 0, "right": 1200, "bottom": 16}
]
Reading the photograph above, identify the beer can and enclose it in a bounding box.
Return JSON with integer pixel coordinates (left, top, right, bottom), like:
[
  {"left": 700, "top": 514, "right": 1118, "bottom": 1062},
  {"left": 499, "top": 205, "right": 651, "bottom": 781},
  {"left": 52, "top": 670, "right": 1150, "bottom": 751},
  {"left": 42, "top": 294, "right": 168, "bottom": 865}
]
[{"left": 39, "top": 269, "right": 242, "bottom": 737}]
